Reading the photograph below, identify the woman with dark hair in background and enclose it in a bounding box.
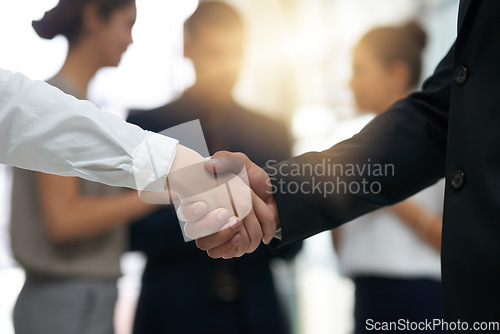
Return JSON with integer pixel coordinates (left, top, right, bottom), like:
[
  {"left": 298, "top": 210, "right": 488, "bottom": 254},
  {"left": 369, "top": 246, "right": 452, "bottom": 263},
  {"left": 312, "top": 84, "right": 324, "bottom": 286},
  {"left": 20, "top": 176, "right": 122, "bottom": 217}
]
[
  {"left": 10, "top": 1, "right": 157, "bottom": 333},
  {"left": 332, "top": 22, "right": 445, "bottom": 334}
]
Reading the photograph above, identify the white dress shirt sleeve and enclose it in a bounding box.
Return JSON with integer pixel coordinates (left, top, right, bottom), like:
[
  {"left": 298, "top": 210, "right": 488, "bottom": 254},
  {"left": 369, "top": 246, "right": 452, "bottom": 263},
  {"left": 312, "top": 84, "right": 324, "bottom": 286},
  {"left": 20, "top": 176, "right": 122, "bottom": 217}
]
[{"left": 0, "top": 69, "right": 178, "bottom": 190}]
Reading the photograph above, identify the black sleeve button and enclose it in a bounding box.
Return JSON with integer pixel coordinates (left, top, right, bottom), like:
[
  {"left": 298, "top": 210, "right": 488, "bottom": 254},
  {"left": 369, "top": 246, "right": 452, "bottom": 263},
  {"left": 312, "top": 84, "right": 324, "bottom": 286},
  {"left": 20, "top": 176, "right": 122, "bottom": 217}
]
[
  {"left": 454, "top": 65, "right": 468, "bottom": 85},
  {"left": 451, "top": 169, "right": 465, "bottom": 189}
]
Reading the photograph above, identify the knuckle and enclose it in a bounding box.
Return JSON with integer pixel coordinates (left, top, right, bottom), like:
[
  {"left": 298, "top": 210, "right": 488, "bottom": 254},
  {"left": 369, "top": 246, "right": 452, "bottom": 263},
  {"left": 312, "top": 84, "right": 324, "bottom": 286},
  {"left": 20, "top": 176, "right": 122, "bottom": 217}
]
[
  {"left": 207, "top": 250, "right": 219, "bottom": 259},
  {"left": 176, "top": 206, "right": 188, "bottom": 222},
  {"left": 184, "top": 224, "right": 198, "bottom": 239},
  {"left": 214, "top": 150, "right": 230, "bottom": 158},
  {"left": 236, "top": 151, "right": 247, "bottom": 158},
  {"left": 195, "top": 239, "right": 208, "bottom": 251}
]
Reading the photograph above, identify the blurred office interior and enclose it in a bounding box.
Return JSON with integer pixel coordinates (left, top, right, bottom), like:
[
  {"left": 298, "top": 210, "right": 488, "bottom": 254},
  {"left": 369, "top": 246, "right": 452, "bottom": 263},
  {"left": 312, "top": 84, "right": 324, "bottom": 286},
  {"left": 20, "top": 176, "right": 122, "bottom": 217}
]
[{"left": 0, "top": 0, "right": 458, "bottom": 333}]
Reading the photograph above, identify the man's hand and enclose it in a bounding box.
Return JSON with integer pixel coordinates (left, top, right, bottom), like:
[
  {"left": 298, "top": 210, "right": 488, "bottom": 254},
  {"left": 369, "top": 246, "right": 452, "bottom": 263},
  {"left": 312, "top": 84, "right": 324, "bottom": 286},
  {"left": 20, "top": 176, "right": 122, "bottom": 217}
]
[
  {"left": 179, "top": 151, "right": 280, "bottom": 258},
  {"left": 139, "top": 145, "right": 254, "bottom": 241}
]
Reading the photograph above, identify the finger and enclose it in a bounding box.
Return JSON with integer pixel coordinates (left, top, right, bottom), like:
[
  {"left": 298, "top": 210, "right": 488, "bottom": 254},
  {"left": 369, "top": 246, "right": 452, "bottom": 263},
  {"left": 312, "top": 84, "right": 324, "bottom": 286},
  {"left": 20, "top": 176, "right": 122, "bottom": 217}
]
[
  {"left": 204, "top": 151, "right": 246, "bottom": 175},
  {"left": 222, "top": 242, "right": 240, "bottom": 259},
  {"left": 216, "top": 210, "right": 261, "bottom": 259},
  {"left": 198, "top": 207, "right": 265, "bottom": 258},
  {"left": 176, "top": 201, "right": 209, "bottom": 222},
  {"left": 228, "top": 176, "right": 252, "bottom": 219},
  {"left": 207, "top": 232, "right": 242, "bottom": 259},
  {"left": 206, "top": 152, "right": 272, "bottom": 201},
  {"left": 184, "top": 208, "right": 232, "bottom": 239},
  {"left": 233, "top": 216, "right": 251, "bottom": 256},
  {"left": 252, "top": 193, "right": 277, "bottom": 244},
  {"left": 241, "top": 209, "right": 263, "bottom": 254},
  {"left": 196, "top": 217, "right": 242, "bottom": 251}
]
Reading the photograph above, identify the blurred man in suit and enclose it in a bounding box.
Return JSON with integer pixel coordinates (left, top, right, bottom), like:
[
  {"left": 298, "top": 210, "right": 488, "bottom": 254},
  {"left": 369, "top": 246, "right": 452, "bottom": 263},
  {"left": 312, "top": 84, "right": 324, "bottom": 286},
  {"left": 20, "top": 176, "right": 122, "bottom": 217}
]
[{"left": 127, "top": 2, "right": 301, "bottom": 334}]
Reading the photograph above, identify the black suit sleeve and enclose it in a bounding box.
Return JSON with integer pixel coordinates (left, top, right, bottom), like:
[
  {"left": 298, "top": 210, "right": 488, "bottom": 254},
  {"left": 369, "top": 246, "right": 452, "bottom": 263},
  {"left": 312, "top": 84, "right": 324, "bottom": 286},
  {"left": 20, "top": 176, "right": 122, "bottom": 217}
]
[
  {"left": 269, "top": 42, "right": 454, "bottom": 251},
  {"left": 258, "top": 120, "right": 303, "bottom": 259}
]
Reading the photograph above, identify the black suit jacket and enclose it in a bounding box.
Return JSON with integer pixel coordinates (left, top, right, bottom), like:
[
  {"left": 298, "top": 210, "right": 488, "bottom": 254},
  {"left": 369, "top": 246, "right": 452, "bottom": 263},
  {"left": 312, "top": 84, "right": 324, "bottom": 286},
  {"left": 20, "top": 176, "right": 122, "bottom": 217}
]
[
  {"left": 269, "top": 0, "right": 500, "bottom": 325},
  {"left": 127, "top": 91, "right": 301, "bottom": 334}
]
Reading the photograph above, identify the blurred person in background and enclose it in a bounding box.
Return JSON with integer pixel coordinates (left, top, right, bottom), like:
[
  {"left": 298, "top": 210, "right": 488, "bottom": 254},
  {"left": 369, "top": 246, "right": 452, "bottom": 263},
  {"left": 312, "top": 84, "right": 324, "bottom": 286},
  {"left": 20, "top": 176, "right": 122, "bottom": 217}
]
[
  {"left": 331, "top": 22, "right": 445, "bottom": 333},
  {"left": 126, "top": 2, "right": 301, "bottom": 334},
  {"left": 9, "top": 1, "right": 159, "bottom": 333}
]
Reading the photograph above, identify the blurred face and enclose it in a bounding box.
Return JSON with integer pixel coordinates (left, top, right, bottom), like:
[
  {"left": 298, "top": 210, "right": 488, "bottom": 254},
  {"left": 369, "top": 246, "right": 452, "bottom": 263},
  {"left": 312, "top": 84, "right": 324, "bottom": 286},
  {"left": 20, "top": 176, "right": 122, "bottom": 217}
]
[
  {"left": 350, "top": 43, "right": 400, "bottom": 114},
  {"left": 92, "top": 3, "right": 136, "bottom": 67},
  {"left": 185, "top": 23, "right": 244, "bottom": 104}
]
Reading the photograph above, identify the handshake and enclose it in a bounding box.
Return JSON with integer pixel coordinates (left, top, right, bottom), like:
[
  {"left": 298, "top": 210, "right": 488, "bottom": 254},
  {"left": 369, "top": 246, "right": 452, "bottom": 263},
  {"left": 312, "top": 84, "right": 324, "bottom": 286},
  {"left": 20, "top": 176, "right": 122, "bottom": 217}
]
[{"left": 142, "top": 145, "right": 279, "bottom": 259}]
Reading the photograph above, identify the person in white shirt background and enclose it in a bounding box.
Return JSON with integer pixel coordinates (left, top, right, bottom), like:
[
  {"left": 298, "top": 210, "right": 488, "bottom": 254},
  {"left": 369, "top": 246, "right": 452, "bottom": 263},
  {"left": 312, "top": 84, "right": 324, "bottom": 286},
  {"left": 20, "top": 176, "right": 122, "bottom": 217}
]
[{"left": 331, "top": 21, "right": 445, "bottom": 334}]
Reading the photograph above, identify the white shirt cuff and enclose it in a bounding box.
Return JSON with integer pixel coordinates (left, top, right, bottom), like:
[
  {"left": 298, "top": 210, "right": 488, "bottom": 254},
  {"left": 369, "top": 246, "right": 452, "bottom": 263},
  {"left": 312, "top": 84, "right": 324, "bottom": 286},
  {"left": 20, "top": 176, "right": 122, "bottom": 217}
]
[{"left": 133, "top": 131, "right": 178, "bottom": 192}]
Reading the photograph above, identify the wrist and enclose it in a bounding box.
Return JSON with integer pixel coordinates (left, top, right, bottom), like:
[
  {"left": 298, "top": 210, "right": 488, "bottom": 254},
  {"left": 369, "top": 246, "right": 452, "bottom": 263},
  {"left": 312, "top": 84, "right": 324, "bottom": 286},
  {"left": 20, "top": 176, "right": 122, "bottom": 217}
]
[{"left": 170, "top": 145, "right": 205, "bottom": 173}]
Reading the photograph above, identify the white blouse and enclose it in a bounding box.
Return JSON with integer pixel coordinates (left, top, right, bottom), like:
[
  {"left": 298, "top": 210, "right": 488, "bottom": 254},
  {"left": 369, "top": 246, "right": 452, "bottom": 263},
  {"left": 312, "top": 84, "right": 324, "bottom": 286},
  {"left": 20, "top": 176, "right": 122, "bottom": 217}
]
[
  {"left": 337, "top": 181, "right": 444, "bottom": 280},
  {"left": 331, "top": 113, "right": 443, "bottom": 280}
]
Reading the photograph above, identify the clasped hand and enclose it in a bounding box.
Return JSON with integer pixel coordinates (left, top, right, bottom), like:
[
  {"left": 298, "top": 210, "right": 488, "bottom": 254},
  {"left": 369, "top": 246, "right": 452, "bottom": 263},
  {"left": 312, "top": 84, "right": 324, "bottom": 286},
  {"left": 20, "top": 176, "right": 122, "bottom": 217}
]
[
  {"left": 178, "top": 151, "right": 280, "bottom": 258},
  {"left": 139, "top": 146, "right": 278, "bottom": 258}
]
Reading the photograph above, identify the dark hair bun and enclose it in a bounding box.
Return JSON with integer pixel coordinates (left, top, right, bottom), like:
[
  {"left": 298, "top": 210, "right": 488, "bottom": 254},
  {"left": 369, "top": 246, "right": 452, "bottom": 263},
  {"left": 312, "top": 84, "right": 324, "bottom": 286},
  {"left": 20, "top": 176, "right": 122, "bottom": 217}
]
[
  {"left": 32, "top": 7, "right": 64, "bottom": 40},
  {"left": 32, "top": 0, "right": 84, "bottom": 40},
  {"left": 33, "top": 0, "right": 135, "bottom": 41},
  {"left": 401, "top": 21, "right": 427, "bottom": 51}
]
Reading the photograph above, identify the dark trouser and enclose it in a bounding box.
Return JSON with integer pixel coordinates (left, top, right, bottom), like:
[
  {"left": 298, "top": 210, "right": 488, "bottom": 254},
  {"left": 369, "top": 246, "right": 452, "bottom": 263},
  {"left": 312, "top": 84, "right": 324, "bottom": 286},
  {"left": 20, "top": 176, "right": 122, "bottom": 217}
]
[{"left": 353, "top": 276, "right": 444, "bottom": 334}]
